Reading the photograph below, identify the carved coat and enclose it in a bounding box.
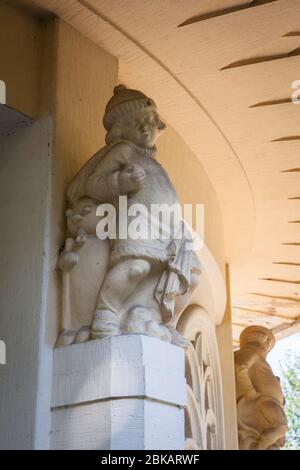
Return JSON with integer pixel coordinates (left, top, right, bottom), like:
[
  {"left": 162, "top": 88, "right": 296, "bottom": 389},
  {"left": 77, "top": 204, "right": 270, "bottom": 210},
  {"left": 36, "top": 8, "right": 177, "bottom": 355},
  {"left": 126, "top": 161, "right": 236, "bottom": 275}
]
[{"left": 67, "top": 139, "right": 201, "bottom": 321}]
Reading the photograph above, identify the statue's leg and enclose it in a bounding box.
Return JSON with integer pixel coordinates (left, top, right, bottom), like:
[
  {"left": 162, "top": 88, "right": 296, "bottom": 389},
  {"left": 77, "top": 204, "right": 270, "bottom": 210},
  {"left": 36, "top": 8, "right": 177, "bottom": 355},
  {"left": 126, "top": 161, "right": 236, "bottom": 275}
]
[
  {"left": 254, "top": 400, "right": 288, "bottom": 449},
  {"left": 239, "top": 434, "right": 258, "bottom": 450},
  {"left": 256, "top": 424, "right": 287, "bottom": 450},
  {"left": 91, "top": 258, "right": 151, "bottom": 339}
]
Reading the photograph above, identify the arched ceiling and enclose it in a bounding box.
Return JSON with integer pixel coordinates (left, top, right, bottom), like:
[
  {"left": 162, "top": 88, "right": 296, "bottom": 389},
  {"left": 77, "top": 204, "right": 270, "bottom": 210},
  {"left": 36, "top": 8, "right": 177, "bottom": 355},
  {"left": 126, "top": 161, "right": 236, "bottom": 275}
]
[{"left": 28, "top": 0, "right": 300, "bottom": 343}]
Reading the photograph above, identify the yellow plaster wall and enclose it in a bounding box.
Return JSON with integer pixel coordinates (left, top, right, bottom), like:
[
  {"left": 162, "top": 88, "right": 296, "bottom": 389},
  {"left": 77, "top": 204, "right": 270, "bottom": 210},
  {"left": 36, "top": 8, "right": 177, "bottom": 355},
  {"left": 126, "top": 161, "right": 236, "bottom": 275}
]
[
  {"left": 0, "top": 1, "right": 42, "bottom": 118},
  {"left": 157, "top": 126, "right": 225, "bottom": 271},
  {"left": 0, "top": 4, "right": 237, "bottom": 447},
  {"left": 158, "top": 127, "right": 238, "bottom": 449},
  {"left": 216, "top": 265, "right": 239, "bottom": 449},
  {"left": 46, "top": 19, "right": 118, "bottom": 341}
]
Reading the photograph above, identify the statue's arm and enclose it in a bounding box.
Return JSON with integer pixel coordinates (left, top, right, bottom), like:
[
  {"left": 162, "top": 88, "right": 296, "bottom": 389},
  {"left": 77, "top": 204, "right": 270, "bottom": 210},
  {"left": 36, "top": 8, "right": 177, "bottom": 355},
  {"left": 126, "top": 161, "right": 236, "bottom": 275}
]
[
  {"left": 86, "top": 142, "right": 132, "bottom": 201},
  {"left": 235, "top": 348, "right": 259, "bottom": 400}
]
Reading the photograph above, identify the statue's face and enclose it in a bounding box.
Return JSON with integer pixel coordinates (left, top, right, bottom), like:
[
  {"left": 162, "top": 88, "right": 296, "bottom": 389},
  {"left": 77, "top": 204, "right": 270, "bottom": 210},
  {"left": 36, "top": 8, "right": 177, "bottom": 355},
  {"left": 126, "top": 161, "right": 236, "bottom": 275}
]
[
  {"left": 120, "top": 109, "right": 163, "bottom": 148},
  {"left": 66, "top": 198, "right": 99, "bottom": 237}
]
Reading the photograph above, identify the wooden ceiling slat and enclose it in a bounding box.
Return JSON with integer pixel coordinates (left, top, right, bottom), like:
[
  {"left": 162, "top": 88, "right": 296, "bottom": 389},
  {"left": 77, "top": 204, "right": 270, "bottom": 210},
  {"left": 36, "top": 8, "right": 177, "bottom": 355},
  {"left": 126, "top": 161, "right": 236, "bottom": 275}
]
[{"left": 178, "top": 0, "right": 279, "bottom": 27}]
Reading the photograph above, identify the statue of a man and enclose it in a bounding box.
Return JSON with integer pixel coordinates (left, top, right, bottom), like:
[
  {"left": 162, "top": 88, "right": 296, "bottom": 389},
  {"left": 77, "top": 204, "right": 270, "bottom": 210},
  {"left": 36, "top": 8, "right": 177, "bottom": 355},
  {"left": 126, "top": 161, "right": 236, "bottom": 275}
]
[
  {"left": 234, "top": 326, "right": 288, "bottom": 450},
  {"left": 57, "top": 85, "right": 200, "bottom": 346}
]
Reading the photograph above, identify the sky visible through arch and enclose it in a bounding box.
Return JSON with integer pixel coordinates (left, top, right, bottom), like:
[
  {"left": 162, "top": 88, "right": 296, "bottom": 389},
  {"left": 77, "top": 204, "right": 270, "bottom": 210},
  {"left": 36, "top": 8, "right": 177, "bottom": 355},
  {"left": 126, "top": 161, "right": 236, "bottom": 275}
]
[{"left": 268, "top": 332, "right": 300, "bottom": 376}]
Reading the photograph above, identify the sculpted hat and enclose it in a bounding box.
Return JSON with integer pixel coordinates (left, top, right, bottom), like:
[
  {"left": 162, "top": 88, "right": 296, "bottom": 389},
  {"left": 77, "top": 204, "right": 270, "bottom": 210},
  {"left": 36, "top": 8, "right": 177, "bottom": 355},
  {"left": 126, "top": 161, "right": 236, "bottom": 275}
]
[
  {"left": 103, "top": 84, "right": 161, "bottom": 130},
  {"left": 239, "top": 325, "right": 275, "bottom": 352}
]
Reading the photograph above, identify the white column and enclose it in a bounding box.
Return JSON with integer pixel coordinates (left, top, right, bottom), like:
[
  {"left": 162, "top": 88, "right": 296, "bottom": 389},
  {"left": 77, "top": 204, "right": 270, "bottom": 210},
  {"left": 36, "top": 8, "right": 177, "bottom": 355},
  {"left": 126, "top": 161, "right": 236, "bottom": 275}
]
[
  {"left": 0, "top": 117, "right": 53, "bottom": 450},
  {"left": 51, "top": 335, "right": 186, "bottom": 450}
]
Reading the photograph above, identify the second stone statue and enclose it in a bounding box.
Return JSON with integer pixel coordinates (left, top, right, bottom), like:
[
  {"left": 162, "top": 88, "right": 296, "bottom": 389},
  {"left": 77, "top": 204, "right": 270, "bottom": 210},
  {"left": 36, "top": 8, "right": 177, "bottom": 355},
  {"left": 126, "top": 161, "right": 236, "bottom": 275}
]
[{"left": 57, "top": 85, "right": 201, "bottom": 348}]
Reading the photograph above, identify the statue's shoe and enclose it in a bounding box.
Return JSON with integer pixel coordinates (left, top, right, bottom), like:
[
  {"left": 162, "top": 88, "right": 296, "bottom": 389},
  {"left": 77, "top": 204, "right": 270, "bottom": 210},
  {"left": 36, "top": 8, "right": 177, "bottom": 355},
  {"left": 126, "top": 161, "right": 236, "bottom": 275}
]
[
  {"left": 75, "top": 325, "right": 91, "bottom": 343},
  {"left": 56, "top": 326, "right": 91, "bottom": 347},
  {"left": 91, "top": 310, "right": 120, "bottom": 339},
  {"left": 55, "top": 329, "right": 77, "bottom": 347},
  {"left": 168, "top": 327, "right": 190, "bottom": 349}
]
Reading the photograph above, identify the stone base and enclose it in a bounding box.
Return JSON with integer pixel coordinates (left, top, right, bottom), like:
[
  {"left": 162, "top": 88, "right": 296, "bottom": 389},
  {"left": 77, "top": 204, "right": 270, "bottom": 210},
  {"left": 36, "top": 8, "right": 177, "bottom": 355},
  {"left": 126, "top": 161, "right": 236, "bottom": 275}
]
[{"left": 50, "top": 335, "right": 186, "bottom": 450}]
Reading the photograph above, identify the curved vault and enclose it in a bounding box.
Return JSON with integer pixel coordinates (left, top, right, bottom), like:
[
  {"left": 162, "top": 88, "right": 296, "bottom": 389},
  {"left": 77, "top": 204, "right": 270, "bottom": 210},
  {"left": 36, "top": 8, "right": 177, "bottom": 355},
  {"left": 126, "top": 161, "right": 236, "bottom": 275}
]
[{"left": 31, "top": 0, "right": 300, "bottom": 343}]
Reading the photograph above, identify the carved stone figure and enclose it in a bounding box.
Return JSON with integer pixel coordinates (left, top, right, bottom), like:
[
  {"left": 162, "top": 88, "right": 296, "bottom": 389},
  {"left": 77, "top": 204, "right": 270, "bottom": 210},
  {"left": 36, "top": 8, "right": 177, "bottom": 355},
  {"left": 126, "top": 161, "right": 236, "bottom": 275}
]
[
  {"left": 56, "top": 85, "right": 201, "bottom": 347},
  {"left": 234, "top": 326, "right": 288, "bottom": 450}
]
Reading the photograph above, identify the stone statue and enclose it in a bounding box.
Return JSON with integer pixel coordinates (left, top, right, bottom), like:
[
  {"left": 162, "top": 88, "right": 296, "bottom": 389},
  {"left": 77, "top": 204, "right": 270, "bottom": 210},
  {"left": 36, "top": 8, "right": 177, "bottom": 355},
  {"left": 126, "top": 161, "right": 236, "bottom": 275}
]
[
  {"left": 234, "top": 326, "right": 288, "bottom": 450},
  {"left": 57, "top": 85, "right": 201, "bottom": 348}
]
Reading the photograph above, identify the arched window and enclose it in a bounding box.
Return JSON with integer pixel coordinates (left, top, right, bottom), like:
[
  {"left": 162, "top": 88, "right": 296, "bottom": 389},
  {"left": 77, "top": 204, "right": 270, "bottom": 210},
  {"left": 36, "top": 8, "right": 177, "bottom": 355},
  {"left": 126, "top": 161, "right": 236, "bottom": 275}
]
[{"left": 177, "top": 306, "right": 225, "bottom": 450}]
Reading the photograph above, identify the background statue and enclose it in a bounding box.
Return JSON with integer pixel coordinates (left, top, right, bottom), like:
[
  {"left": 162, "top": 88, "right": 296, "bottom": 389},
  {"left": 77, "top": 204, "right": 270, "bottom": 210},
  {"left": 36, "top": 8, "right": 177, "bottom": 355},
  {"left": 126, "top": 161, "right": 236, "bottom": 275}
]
[
  {"left": 57, "top": 85, "right": 201, "bottom": 347},
  {"left": 234, "top": 325, "right": 288, "bottom": 450}
]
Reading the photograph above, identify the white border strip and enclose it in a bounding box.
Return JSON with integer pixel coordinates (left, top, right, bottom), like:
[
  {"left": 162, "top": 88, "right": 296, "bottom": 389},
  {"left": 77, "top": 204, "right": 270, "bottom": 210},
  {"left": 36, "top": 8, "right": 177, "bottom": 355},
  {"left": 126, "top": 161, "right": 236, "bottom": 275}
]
[{"left": 0, "top": 80, "right": 6, "bottom": 104}]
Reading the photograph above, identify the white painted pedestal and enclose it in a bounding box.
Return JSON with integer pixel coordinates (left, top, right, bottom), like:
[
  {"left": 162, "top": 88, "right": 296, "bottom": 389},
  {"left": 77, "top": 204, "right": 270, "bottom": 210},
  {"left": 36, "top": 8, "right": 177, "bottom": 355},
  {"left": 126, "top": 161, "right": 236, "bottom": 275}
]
[{"left": 50, "top": 335, "right": 186, "bottom": 450}]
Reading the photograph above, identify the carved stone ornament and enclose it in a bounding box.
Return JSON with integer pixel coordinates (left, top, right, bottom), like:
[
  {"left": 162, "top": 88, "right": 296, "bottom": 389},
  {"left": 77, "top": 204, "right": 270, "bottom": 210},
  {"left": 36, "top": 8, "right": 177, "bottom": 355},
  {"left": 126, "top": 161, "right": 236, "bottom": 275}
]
[
  {"left": 234, "top": 325, "right": 288, "bottom": 450},
  {"left": 56, "top": 85, "right": 201, "bottom": 348},
  {"left": 178, "top": 306, "right": 226, "bottom": 450}
]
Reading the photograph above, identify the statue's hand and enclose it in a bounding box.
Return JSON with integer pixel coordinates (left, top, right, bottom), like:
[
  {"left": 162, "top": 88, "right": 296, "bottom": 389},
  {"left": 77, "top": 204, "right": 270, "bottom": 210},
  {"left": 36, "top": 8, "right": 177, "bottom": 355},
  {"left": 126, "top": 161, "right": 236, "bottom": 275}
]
[
  {"left": 58, "top": 250, "right": 79, "bottom": 271},
  {"left": 119, "top": 164, "right": 146, "bottom": 193},
  {"left": 246, "top": 389, "right": 260, "bottom": 401}
]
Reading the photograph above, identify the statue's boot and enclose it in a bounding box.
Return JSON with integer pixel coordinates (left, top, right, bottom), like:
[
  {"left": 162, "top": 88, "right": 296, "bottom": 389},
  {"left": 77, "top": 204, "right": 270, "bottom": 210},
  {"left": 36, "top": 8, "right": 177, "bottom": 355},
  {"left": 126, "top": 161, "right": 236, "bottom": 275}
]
[
  {"left": 91, "top": 310, "right": 120, "bottom": 339},
  {"left": 56, "top": 329, "right": 77, "bottom": 347}
]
